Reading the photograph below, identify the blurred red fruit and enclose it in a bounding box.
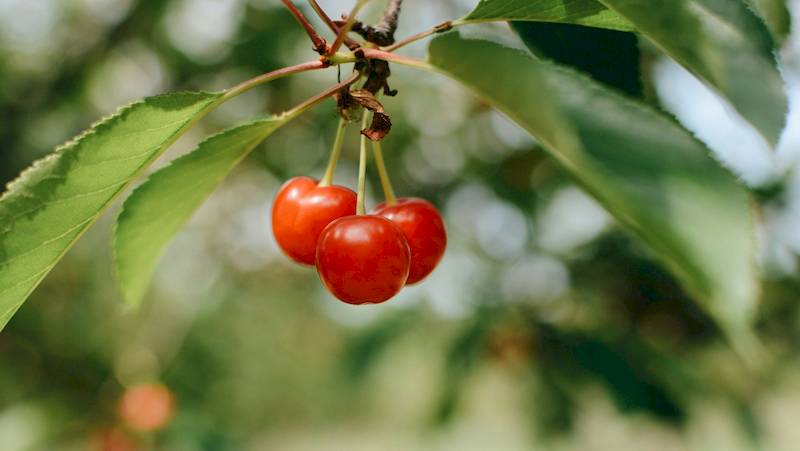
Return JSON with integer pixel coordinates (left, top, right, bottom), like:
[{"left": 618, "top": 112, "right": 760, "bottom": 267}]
[{"left": 117, "top": 383, "right": 175, "bottom": 432}]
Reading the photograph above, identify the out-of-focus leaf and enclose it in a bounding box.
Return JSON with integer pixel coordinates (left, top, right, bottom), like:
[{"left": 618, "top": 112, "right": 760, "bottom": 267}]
[
  {"left": 536, "top": 325, "right": 685, "bottom": 421},
  {"left": 569, "top": 337, "right": 683, "bottom": 419},
  {"left": 460, "top": 0, "right": 635, "bottom": 31},
  {"left": 530, "top": 368, "right": 576, "bottom": 439},
  {"left": 340, "top": 310, "right": 417, "bottom": 380},
  {"left": 511, "top": 22, "right": 642, "bottom": 97},
  {"left": 745, "top": 0, "right": 791, "bottom": 42},
  {"left": 0, "top": 92, "right": 221, "bottom": 331},
  {"left": 597, "top": 0, "right": 787, "bottom": 146},
  {"left": 427, "top": 33, "right": 758, "bottom": 348},
  {"left": 433, "top": 313, "right": 493, "bottom": 426},
  {"left": 114, "top": 117, "right": 288, "bottom": 306}
]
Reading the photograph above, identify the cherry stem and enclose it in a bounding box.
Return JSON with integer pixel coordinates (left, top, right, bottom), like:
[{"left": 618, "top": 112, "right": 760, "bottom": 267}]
[
  {"left": 281, "top": 0, "right": 327, "bottom": 54},
  {"left": 356, "top": 111, "right": 370, "bottom": 215},
  {"left": 371, "top": 139, "right": 397, "bottom": 206},
  {"left": 223, "top": 60, "right": 327, "bottom": 101},
  {"left": 319, "top": 117, "right": 348, "bottom": 187},
  {"left": 328, "top": 0, "right": 369, "bottom": 57},
  {"left": 383, "top": 21, "right": 453, "bottom": 52}
]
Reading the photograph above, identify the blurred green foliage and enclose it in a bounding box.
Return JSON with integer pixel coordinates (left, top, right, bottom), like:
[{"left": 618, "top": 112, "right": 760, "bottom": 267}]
[{"left": 2, "top": 1, "right": 800, "bottom": 450}]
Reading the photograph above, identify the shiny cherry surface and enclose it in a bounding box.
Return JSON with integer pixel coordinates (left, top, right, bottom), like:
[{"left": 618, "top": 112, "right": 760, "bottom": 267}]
[
  {"left": 272, "top": 176, "right": 357, "bottom": 265},
  {"left": 316, "top": 215, "right": 410, "bottom": 304},
  {"left": 374, "top": 197, "right": 447, "bottom": 284}
]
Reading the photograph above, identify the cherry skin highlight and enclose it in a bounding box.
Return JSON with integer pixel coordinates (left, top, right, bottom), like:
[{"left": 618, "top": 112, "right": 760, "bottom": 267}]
[
  {"left": 272, "top": 176, "right": 357, "bottom": 265},
  {"left": 316, "top": 215, "right": 410, "bottom": 304},
  {"left": 374, "top": 198, "right": 447, "bottom": 284}
]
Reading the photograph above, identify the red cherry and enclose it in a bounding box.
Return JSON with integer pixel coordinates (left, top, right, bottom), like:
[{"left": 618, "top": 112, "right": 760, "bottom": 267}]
[
  {"left": 374, "top": 198, "right": 447, "bottom": 284},
  {"left": 316, "top": 215, "right": 410, "bottom": 304},
  {"left": 272, "top": 176, "right": 357, "bottom": 265}
]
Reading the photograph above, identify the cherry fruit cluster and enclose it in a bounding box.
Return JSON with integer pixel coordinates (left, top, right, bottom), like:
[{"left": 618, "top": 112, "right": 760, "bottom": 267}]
[{"left": 271, "top": 173, "right": 446, "bottom": 305}]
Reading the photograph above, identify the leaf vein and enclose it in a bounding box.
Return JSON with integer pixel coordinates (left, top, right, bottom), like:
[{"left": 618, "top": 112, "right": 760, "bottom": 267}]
[{"left": 0, "top": 217, "right": 94, "bottom": 267}]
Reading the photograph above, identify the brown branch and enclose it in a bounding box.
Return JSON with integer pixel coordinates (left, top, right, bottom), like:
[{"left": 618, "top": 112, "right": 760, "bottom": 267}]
[
  {"left": 327, "top": 1, "right": 368, "bottom": 57},
  {"left": 281, "top": 0, "right": 328, "bottom": 54},
  {"left": 288, "top": 71, "right": 362, "bottom": 117},
  {"left": 306, "top": 0, "right": 360, "bottom": 50},
  {"left": 352, "top": 0, "right": 403, "bottom": 46}
]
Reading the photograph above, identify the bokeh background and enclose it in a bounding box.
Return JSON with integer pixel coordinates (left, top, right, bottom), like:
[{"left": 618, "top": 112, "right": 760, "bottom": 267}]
[{"left": 2, "top": 0, "right": 800, "bottom": 450}]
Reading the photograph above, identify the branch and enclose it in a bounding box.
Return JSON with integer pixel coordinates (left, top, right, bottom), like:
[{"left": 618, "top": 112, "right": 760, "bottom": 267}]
[
  {"left": 352, "top": 0, "right": 403, "bottom": 46},
  {"left": 281, "top": 0, "right": 327, "bottom": 54},
  {"left": 327, "top": 0, "right": 369, "bottom": 57},
  {"left": 384, "top": 21, "right": 452, "bottom": 52},
  {"left": 360, "top": 48, "right": 431, "bottom": 71},
  {"left": 223, "top": 60, "right": 328, "bottom": 101},
  {"left": 306, "top": 0, "right": 360, "bottom": 50},
  {"left": 285, "top": 71, "right": 362, "bottom": 120}
]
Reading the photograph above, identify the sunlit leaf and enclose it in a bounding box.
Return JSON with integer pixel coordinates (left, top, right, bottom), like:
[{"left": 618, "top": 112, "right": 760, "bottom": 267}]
[
  {"left": 597, "top": 0, "right": 787, "bottom": 146},
  {"left": 461, "top": 0, "right": 635, "bottom": 31},
  {"left": 427, "top": 33, "right": 758, "bottom": 343},
  {"left": 0, "top": 92, "right": 221, "bottom": 331},
  {"left": 114, "top": 117, "right": 289, "bottom": 306}
]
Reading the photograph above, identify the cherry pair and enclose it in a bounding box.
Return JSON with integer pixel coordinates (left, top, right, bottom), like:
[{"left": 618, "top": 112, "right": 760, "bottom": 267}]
[{"left": 271, "top": 176, "right": 446, "bottom": 304}]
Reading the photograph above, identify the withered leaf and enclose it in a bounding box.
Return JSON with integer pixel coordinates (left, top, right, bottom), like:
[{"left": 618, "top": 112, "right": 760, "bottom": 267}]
[{"left": 348, "top": 89, "right": 392, "bottom": 141}]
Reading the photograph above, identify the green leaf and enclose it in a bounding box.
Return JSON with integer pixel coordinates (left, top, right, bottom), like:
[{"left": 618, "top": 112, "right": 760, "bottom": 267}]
[
  {"left": 427, "top": 33, "right": 758, "bottom": 341},
  {"left": 745, "top": 0, "right": 791, "bottom": 42},
  {"left": 597, "top": 0, "right": 787, "bottom": 146},
  {"left": 114, "top": 117, "right": 289, "bottom": 306},
  {"left": 460, "top": 0, "right": 635, "bottom": 31},
  {"left": 0, "top": 91, "right": 221, "bottom": 331},
  {"left": 511, "top": 22, "right": 642, "bottom": 97}
]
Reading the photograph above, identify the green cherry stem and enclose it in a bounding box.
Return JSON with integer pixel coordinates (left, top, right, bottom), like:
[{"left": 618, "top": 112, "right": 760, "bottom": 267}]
[
  {"left": 371, "top": 139, "right": 397, "bottom": 206},
  {"left": 319, "top": 117, "right": 349, "bottom": 187},
  {"left": 356, "top": 111, "right": 371, "bottom": 215}
]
